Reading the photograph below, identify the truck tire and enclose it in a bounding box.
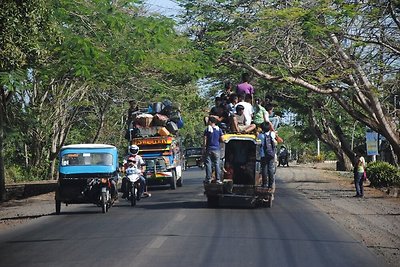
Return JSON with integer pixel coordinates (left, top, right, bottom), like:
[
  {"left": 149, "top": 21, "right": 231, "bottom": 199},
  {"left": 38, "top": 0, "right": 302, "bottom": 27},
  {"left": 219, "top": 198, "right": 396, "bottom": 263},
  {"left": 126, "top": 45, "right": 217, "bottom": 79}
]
[
  {"left": 177, "top": 176, "right": 183, "bottom": 187},
  {"left": 207, "top": 196, "right": 219, "bottom": 208},
  {"left": 170, "top": 169, "right": 177, "bottom": 190}
]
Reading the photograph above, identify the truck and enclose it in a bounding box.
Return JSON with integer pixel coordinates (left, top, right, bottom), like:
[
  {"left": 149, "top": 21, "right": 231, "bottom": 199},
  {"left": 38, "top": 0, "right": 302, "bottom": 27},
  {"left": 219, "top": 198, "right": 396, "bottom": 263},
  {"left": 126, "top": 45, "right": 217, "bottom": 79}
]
[
  {"left": 131, "top": 136, "right": 183, "bottom": 189},
  {"left": 126, "top": 100, "right": 184, "bottom": 189}
]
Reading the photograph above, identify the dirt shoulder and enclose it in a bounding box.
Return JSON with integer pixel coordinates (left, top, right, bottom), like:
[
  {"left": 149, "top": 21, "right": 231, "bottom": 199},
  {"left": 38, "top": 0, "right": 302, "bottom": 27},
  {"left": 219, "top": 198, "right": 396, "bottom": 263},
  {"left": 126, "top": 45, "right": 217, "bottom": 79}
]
[
  {"left": 277, "top": 162, "right": 400, "bottom": 267},
  {"left": 1, "top": 163, "right": 399, "bottom": 266}
]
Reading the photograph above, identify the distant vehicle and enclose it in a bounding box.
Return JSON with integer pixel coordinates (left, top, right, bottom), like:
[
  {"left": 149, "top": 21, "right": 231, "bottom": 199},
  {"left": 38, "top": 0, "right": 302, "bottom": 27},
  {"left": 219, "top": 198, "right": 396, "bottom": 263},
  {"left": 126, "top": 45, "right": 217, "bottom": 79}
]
[
  {"left": 278, "top": 146, "right": 289, "bottom": 167},
  {"left": 55, "top": 144, "right": 119, "bottom": 214},
  {"left": 184, "top": 147, "right": 203, "bottom": 169}
]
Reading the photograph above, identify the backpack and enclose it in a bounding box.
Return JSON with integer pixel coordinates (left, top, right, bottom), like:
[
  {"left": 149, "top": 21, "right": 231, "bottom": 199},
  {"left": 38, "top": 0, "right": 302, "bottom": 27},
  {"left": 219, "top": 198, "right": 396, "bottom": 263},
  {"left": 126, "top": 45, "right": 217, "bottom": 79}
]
[{"left": 263, "top": 132, "right": 276, "bottom": 159}]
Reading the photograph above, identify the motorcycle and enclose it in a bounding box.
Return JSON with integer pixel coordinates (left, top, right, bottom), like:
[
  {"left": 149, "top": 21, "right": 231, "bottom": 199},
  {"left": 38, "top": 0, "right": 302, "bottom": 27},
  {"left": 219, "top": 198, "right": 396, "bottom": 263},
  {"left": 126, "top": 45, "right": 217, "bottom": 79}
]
[
  {"left": 84, "top": 177, "right": 115, "bottom": 213},
  {"left": 126, "top": 166, "right": 142, "bottom": 207},
  {"left": 278, "top": 147, "right": 289, "bottom": 167}
]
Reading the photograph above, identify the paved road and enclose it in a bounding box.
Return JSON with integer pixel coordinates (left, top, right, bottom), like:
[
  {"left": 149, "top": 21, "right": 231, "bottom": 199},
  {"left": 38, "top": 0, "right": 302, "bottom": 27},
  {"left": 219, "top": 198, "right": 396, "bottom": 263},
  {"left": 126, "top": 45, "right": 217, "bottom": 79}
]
[{"left": 0, "top": 167, "right": 388, "bottom": 267}]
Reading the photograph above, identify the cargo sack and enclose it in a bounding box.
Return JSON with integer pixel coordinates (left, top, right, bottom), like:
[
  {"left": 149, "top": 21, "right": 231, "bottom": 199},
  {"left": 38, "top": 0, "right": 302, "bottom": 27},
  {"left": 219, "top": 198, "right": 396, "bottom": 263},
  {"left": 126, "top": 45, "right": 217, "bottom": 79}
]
[
  {"left": 177, "top": 117, "right": 184, "bottom": 129},
  {"left": 158, "top": 127, "right": 170, "bottom": 136},
  {"left": 169, "top": 110, "right": 182, "bottom": 123},
  {"left": 152, "top": 113, "right": 169, "bottom": 126},
  {"left": 166, "top": 121, "right": 179, "bottom": 134},
  {"left": 136, "top": 114, "right": 153, "bottom": 127},
  {"left": 151, "top": 102, "right": 165, "bottom": 114},
  {"left": 136, "top": 126, "right": 159, "bottom": 137}
]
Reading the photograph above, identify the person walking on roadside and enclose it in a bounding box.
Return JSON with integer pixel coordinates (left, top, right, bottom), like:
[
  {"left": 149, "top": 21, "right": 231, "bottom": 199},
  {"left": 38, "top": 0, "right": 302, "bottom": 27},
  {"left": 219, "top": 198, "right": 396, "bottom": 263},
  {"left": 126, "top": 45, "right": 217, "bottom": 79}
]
[
  {"left": 203, "top": 116, "right": 224, "bottom": 184},
  {"left": 353, "top": 152, "right": 366, "bottom": 197},
  {"left": 258, "top": 122, "right": 277, "bottom": 191}
]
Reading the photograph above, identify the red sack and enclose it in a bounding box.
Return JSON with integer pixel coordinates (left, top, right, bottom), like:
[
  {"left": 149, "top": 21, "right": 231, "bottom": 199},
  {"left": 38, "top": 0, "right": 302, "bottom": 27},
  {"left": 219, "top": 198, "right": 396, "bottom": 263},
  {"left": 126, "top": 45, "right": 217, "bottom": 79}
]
[{"left": 152, "top": 113, "right": 169, "bottom": 126}]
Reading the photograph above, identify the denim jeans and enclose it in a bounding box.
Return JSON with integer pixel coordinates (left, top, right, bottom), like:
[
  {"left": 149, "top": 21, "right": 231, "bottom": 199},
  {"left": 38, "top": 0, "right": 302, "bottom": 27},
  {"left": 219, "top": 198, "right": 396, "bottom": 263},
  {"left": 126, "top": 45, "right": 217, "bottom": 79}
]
[
  {"left": 354, "top": 172, "right": 364, "bottom": 196},
  {"left": 261, "top": 157, "right": 275, "bottom": 188},
  {"left": 204, "top": 150, "right": 221, "bottom": 182}
]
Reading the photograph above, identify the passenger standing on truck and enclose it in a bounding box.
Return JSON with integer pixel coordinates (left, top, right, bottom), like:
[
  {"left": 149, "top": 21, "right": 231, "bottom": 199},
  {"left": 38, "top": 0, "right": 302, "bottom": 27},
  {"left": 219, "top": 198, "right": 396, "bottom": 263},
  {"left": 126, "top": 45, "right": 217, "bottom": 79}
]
[
  {"left": 236, "top": 72, "right": 254, "bottom": 98},
  {"left": 203, "top": 116, "right": 224, "bottom": 184},
  {"left": 258, "top": 122, "right": 277, "bottom": 191}
]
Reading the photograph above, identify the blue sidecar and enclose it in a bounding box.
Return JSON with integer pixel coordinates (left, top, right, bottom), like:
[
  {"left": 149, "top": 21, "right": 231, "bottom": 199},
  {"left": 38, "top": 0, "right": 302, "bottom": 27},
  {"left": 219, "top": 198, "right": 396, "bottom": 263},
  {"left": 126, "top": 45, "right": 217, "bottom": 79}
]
[{"left": 55, "top": 144, "right": 119, "bottom": 214}]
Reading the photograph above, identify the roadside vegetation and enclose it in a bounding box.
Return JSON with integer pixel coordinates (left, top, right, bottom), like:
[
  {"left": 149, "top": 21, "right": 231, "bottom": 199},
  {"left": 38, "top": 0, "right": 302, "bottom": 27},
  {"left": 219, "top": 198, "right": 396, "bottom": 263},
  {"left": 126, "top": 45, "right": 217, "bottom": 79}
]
[{"left": 1, "top": 0, "right": 399, "bottom": 200}]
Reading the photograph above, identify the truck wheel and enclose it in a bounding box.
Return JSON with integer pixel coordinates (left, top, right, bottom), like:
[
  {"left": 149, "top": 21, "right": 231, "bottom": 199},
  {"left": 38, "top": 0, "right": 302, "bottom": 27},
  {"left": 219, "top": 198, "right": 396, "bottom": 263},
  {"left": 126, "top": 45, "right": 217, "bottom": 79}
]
[
  {"left": 207, "top": 196, "right": 219, "bottom": 208},
  {"left": 170, "top": 169, "right": 177, "bottom": 190},
  {"left": 177, "top": 177, "right": 183, "bottom": 187}
]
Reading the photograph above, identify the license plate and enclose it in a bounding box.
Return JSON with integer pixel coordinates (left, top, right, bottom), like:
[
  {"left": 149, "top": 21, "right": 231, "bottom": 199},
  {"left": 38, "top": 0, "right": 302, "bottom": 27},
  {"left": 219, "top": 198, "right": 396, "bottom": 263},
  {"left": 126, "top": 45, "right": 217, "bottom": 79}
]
[{"left": 101, "top": 187, "right": 107, "bottom": 193}]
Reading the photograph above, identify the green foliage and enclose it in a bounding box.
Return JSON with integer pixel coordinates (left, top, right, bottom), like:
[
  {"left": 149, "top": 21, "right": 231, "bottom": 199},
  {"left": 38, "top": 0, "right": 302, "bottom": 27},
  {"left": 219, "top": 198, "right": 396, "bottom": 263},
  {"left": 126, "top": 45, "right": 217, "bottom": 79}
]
[
  {"left": 5, "top": 165, "right": 24, "bottom": 184},
  {"left": 0, "top": 0, "right": 55, "bottom": 71},
  {"left": 366, "top": 161, "right": 400, "bottom": 187},
  {"left": 1, "top": 0, "right": 211, "bottom": 184}
]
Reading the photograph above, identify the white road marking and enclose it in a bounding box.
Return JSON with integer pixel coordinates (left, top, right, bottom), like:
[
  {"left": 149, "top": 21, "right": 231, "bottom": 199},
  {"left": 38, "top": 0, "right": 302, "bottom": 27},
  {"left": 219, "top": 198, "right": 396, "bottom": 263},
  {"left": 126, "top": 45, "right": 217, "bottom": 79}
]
[
  {"left": 148, "top": 236, "right": 168, "bottom": 249},
  {"left": 146, "top": 211, "right": 186, "bottom": 249}
]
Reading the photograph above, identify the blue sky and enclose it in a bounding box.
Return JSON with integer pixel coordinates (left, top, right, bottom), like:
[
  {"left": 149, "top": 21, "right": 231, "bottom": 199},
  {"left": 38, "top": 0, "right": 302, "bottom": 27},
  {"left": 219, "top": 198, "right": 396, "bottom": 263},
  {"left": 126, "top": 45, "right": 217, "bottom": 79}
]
[{"left": 146, "top": 0, "right": 181, "bottom": 16}]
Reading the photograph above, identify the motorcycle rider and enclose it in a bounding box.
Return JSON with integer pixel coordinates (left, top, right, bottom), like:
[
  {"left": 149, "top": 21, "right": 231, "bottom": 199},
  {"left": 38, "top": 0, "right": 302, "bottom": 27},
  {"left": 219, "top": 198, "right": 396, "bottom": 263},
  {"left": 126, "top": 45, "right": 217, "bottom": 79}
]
[
  {"left": 122, "top": 145, "right": 151, "bottom": 198},
  {"left": 278, "top": 146, "right": 289, "bottom": 167}
]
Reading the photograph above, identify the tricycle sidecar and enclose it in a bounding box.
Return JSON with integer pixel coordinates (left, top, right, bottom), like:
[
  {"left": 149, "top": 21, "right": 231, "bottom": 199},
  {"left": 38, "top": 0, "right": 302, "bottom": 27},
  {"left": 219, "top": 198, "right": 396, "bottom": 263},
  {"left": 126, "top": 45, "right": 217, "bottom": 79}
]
[{"left": 55, "top": 144, "right": 119, "bottom": 214}]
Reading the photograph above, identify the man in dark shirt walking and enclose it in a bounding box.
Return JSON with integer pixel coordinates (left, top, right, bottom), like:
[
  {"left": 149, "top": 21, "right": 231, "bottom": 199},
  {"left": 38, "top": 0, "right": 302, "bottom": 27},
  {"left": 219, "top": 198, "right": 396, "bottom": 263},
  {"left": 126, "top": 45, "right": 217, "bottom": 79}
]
[{"left": 203, "top": 116, "right": 224, "bottom": 184}]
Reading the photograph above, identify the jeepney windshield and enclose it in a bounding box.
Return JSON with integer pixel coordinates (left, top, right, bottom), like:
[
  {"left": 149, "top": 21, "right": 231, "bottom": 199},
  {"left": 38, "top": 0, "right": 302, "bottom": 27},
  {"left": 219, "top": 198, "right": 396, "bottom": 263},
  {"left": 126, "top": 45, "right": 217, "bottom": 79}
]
[
  {"left": 145, "top": 158, "right": 167, "bottom": 172},
  {"left": 61, "top": 153, "right": 113, "bottom": 166},
  {"left": 185, "top": 148, "right": 202, "bottom": 157}
]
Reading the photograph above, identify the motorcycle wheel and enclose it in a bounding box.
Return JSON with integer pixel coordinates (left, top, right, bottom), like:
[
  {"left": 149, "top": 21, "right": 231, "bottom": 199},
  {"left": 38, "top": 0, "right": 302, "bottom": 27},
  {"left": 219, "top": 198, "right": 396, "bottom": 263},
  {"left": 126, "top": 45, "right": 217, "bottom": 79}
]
[
  {"left": 55, "top": 200, "right": 61, "bottom": 215},
  {"left": 130, "top": 185, "right": 136, "bottom": 207},
  {"left": 101, "top": 191, "right": 107, "bottom": 213}
]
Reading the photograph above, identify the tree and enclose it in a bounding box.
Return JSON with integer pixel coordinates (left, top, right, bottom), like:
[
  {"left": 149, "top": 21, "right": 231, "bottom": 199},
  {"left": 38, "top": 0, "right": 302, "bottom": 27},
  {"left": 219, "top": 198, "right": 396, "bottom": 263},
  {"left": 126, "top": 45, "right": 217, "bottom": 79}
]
[
  {"left": 1, "top": 0, "right": 210, "bottom": 191},
  {"left": 0, "top": 0, "right": 54, "bottom": 200}
]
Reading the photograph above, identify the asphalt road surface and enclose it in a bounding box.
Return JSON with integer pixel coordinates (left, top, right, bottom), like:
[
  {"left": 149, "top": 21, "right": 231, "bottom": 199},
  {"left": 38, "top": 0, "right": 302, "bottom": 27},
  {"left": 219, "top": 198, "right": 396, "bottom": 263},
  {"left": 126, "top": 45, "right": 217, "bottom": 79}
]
[{"left": 0, "top": 167, "right": 388, "bottom": 267}]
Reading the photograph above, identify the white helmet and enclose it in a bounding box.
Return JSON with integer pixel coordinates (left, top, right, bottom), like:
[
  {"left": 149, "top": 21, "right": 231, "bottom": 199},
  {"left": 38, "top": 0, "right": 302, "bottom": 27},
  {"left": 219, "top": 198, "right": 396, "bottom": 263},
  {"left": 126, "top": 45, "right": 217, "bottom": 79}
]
[{"left": 129, "top": 145, "right": 139, "bottom": 155}]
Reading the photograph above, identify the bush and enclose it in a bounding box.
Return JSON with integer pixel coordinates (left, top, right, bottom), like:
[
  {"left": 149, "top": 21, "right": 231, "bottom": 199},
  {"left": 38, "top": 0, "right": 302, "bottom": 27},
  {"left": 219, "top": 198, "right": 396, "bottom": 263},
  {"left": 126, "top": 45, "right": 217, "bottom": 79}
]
[
  {"left": 366, "top": 161, "right": 400, "bottom": 187},
  {"left": 313, "top": 154, "right": 325, "bottom": 163},
  {"left": 5, "top": 165, "right": 25, "bottom": 183}
]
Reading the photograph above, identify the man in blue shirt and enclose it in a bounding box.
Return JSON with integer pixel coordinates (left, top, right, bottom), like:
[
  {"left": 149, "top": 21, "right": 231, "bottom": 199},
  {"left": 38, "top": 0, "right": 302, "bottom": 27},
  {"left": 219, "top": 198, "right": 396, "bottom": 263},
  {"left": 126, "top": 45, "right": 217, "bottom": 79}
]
[
  {"left": 203, "top": 116, "right": 224, "bottom": 184},
  {"left": 257, "top": 122, "right": 277, "bottom": 190}
]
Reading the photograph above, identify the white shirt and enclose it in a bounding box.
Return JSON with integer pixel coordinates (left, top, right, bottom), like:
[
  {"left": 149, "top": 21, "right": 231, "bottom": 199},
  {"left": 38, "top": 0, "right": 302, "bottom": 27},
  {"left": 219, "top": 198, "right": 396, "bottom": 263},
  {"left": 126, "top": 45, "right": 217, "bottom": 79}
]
[{"left": 235, "top": 101, "right": 253, "bottom": 126}]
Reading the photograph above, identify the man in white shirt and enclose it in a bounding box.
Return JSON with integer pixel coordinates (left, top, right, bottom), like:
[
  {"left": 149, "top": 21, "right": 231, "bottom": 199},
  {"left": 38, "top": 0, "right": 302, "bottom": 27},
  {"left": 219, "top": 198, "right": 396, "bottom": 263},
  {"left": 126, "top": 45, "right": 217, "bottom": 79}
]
[{"left": 235, "top": 93, "right": 253, "bottom": 126}]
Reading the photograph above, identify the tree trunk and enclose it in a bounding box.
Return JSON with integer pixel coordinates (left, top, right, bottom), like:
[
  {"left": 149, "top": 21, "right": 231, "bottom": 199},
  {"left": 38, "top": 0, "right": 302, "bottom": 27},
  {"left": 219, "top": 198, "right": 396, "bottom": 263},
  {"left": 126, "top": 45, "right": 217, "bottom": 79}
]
[
  {"left": 308, "top": 110, "right": 354, "bottom": 171},
  {"left": 0, "top": 115, "right": 6, "bottom": 201}
]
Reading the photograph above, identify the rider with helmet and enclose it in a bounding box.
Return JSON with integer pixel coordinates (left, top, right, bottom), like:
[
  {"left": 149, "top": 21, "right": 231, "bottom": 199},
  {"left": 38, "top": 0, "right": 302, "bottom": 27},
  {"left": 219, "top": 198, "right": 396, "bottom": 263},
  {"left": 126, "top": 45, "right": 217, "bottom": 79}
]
[{"left": 122, "top": 145, "right": 151, "bottom": 198}]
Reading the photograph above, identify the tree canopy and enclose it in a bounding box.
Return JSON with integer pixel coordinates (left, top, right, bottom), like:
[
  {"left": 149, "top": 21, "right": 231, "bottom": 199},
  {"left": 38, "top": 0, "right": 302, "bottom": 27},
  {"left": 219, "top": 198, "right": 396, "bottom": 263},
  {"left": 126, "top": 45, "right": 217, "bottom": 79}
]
[{"left": 178, "top": 0, "right": 400, "bottom": 166}]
